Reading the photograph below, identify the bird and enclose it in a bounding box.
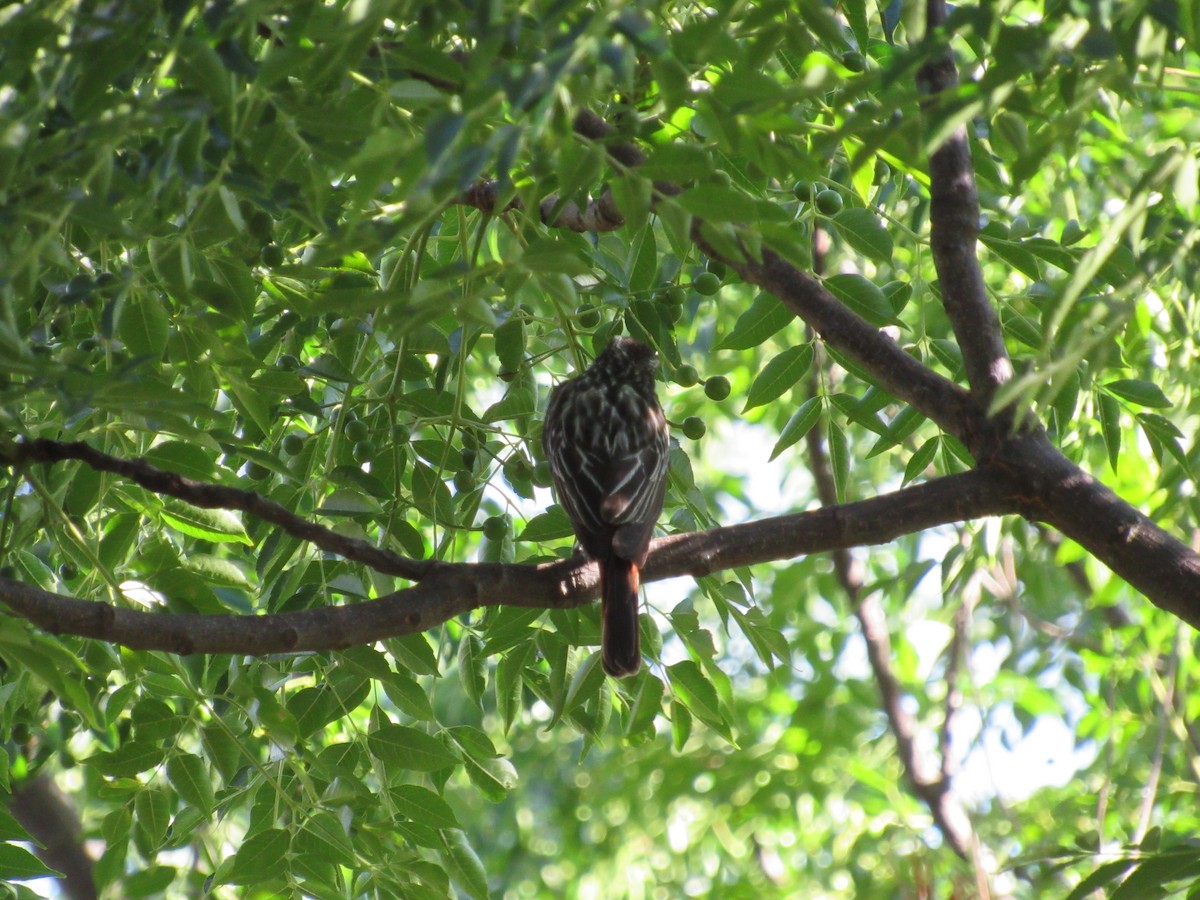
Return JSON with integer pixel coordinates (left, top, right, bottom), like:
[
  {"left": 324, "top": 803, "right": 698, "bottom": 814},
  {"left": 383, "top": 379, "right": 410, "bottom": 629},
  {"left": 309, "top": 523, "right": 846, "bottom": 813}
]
[{"left": 543, "top": 336, "right": 670, "bottom": 677}]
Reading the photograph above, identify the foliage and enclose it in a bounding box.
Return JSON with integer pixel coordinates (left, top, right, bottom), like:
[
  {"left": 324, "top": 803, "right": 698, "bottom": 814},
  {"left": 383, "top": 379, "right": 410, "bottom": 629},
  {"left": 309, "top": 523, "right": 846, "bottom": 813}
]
[{"left": 1, "top": 0, "right": 1199, "bottom": 897}]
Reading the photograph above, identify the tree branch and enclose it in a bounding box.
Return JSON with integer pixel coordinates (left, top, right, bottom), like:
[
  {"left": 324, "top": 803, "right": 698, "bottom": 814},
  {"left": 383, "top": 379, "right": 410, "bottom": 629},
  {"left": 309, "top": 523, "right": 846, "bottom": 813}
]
[
  {"left": 804, "top": 345, "right": 977, "bottom": 859},
  {"left": 1000, "top": 434, "right": 1200, "bottom": 630},
  {"left": 5, "top": 439, "right": 432, "bottom": 582},
  {"left": 918, "top": 0, "right": 1014, "bottom": 407},
  {"left": 0, "top": 469, "right": 1020, "bottom": 654},
  {"left": 10, "top": 774, "right": 96, "bottom": 900}
]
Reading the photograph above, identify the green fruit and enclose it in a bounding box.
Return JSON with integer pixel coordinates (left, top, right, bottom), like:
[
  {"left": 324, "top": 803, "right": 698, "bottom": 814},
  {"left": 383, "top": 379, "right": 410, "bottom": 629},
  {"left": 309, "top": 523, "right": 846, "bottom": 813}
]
[
  {"left": 577, "top": 304, "right": 601, "bottom": 328},
  {"left": 460, "top": 448, "right": 477, "bottom": 470},
  {"left": 873, "top": 159, "right": 891, "bottom": 184},
  {"left": 682, "top": 416, "right": 707, "bottom": 440},
  {"left": 392, "top": 422, "right": 412, "bottom": 443},
  {"left": 815, "top": 190, "right": 844, "bottom": 215},
  {"left": 704, "top": 375, "right": 731, "bottom": 401},
  {"left": 276, "top": 354, "right": 300, "bottom": 370},
  {"left": 841, "top": 50, "right": 865, "bottom": 72},
  {"left": 791, "top": 179, "right": 813, "bottom": 201},
  {"left": 248, "top": 210, "right": 274, "bottom": 242},
  {"left": 483, "top": 515, "right": 509, "bottom": 541},
  {"left": 532, "top": 459, "right": 554, "bottom": 488},
  {"left": 352, "top": 439, "right": 376, "bottom": 462},
  {"left": 346, "top": 419, "right": 370, "bottom": 442},
  {"left": 453, "top": 470, "right": 476, "bottom": 492},
  {"left": 693, "top": 272, "right": 722, "bottom": 295},
  {"left": 260, "top": 243, "right": 284, "bottom": 267},
  {"left": 59, "top": 562, "right": 78, "bottom": 580},
  {"left": 65, "top": 274, "right": 93, "bottom": 298},
  {"left": 674, "top": 364, "right": 700, "bottom": 387},
  {"left": 664, "top": 286, "right": 686, "bottom": 306},
  {"left": 246, "top": 461, "right": 272, "bottom": 480},
  {"left": 282, "top": 433, "right": 305, "bottom": 456}
]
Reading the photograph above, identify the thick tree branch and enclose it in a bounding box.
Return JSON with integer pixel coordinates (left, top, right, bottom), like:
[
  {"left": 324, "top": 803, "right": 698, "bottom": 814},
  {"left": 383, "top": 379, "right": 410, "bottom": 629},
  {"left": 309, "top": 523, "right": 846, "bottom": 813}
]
[
  {"left": 999, "top": 434, "right": 1200, "bottom": 630},
  {"left": 918, "top": 0, "right": 1013, "bottom": 408},
  {"left": 10, "top": 775, "right": 96, "bottom": 900},
  {"left": 5, "top": 439, "right": 432, "bottom": 582},
  {"left": 0, "top": 469, "right": 1019, "bottom": 654},
  {"left": 805, "top": 355, "right": 976, "bottom": 859}
]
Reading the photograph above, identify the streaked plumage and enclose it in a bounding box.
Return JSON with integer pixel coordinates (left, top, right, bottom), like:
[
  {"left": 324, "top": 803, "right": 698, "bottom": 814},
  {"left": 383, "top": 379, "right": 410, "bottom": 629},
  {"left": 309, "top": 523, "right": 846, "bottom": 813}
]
[{"left": 543, "top": 337, "right": 669, "bottom": 677}]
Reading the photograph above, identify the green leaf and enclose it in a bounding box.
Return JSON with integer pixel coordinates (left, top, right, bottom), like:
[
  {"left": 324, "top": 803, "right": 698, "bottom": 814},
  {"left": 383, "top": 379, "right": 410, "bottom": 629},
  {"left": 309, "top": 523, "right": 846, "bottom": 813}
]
[
  {"left": 166, "top": 752, "right": 215, "bottom": 815},
  {"left": 670, "top": 697, "right": 693, "bottom": 751},
  {"left": 639, "top": 144, "right": 714, "bottom": 181},
  {"left": 439, "top": 829, "right": 490, "bottom": 900},
  {"left": 629, "top": 225, "right": 658, "bottom": 295},
  {"left": 458, "top": 634, "right": 485, "bottom": 710},
  {"left": 294, "top": 812, "right": 355, "bottom": 867},
  {"left": 144, "top": 441, "right": 215, "bottom": 480},
  {"left": 1097, "top": 391, "right": 1122, "bottom": 471},
  {"left": 666, "top": 661, "right": 732, "bottom": 740},
  {"left": 368, "top": 725, "right": 459, "bottom": 772},
  {"left": 134, "top": 788, "right": 171, "bottom": 854},
  {"left": 770, "top": 396, "right": 822, "bottom": 460},
  {"left": 516, "top": 507, "right": 575, "bottom": 542},
  {"left": 1102, "top": 378, "right": 1171, "bottom": 409},
  {"left": 159, "top": 499, "right": 252, "bottom": 545},
  {"left": 744, "top": 344, "right": 813, "bottom": 411},
  {"left": 716, "top": 293, "right": 796, "bottom": 350},
  {"left": 823, "top": 274, "right": 899, "bottom": 327},
  {"left": 226, "top": 828, "right": 289, "bottom": 885},
  {"left": 1064, "top": 860, "right": 1135, "bottom": 900},
  {"left": 411, "top": 462, "right": 457, "bottom": 525},
  {"left": 831, "top": 208, "right": 893, "bottom": 263},
  {"left": 119, "top": 294, "right": 171, "bottom": 359},
  {"left": 0, "top": 841, "right": 63, "bottom": 881},
  {"left": 86, "top": 741, "right": 166, "bottom": 777},
  {"left": 902, "top": 437, "right": 939, "bottom": 485},
  {"left": 392, "top": 785, "right": 461, "bottom": 830},
  {"left": 676, "top": 184, "right": 785, "bottom": 223},
  {"left": 828, "top": 420, "right": 849, "bottom": 502},
  {"left": 625, "top": 674, "right": 664, "bottom": 739},
  {"left": 493, "top": 315, "right": 526, "bottom": 373}
]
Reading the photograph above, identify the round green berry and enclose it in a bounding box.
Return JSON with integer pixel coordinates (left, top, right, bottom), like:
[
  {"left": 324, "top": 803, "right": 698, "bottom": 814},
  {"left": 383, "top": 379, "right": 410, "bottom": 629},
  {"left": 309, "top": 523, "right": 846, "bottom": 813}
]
[
  {"left": 674, "top": 364, "right": 700, "bottom": 387},
  {"left": 682, "top": 416, "right": 707, "bottom": 440},
  {"left": 532, "top": 459, "right": 554, "bottom": 488},
  {"left": 282, "top": 433, "right": 305, "bottom": 456},
  {"left": 276, "top": 354, "right": 300, "bottom": 370},
  {"left": 693, "top": 272, "right": 722, "bottom": 296},
  {"left": 453, "top": 470, "right": 476, "bottom": 492},
  {"left": 352, "top": 439, "right": 376, "bottom": 462},
  {"left": 815, "top": 190, "right": 844, "bottom": 215},
  {"left": 577, "top": 304, "right": 601, "bottom": 328},
  {"left": 59, "top": 562, "right": 78, "bottom": 580},
  {"left": 1061, "top": 219, "right": 1085, "bottom": 246},
  {"left": 246, "top": 461, "right": 272, "bottom": 480},
  {"left": 392, "top": 422, "right": 412, "bottom": 443},
  {"left": 841, "top": 50, "right": 865, "bottom": 72},
  {"left": 483, "top": 515, "right": 510, "bottom": 541},
  {"left": 791, "top": 179, "right": 814, "bottom": 201},
  {"left": 346, "top": 418, "right": 370, "bottom": 442},
  {"left": 260, "top": 243, "right": 285, "bottom": 267},
  {"left": 704, "top": 375, "right": 731, "bottom": 401}
]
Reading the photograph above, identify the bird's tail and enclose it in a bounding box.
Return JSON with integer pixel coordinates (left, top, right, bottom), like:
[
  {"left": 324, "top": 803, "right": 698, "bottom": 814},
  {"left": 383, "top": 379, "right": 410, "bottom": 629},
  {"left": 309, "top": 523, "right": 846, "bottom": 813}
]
[{"left": 601, "top": 559, "right": 641, "bottom": 677}]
